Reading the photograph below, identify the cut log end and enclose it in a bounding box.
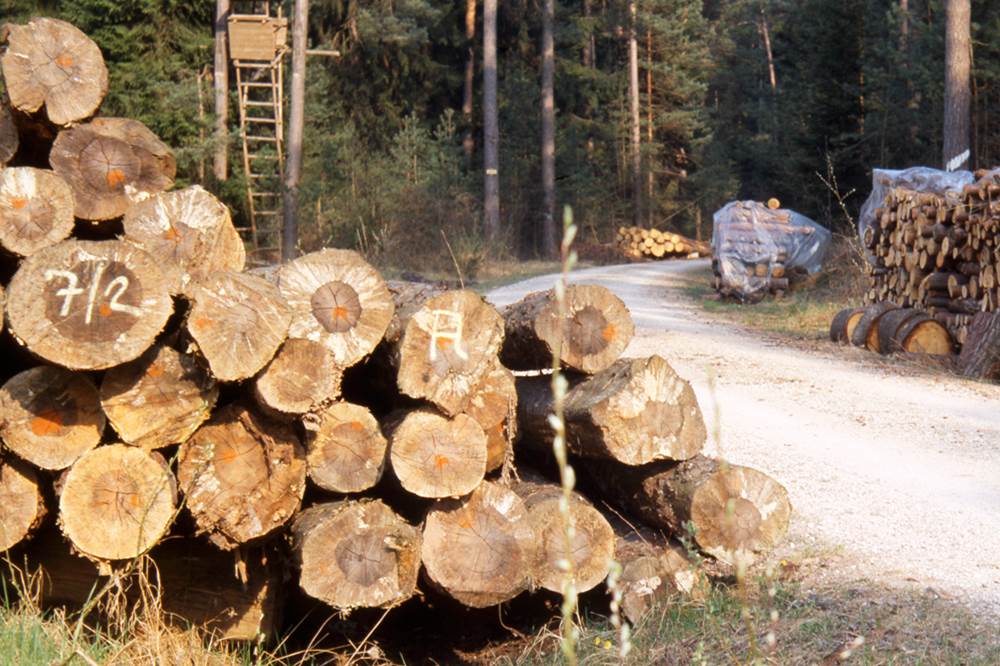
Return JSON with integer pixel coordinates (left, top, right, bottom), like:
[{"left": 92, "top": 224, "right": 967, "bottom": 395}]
[
  {"left": 421, "top": 481, "right": 536, "bottom": 608},
  {"left": 0, "top": 459, "right": 45, "bottom": 551},
  {"left": 462, "top": 361, "right": 517, "bottom": 473},
  {"left": 0, "top": 167, "right": 75, "bottom": 256},
  {"left": 304, "top": 402, "right": 386, "bottom": 494},
  {"left": 255, "top": 338, "right": 342, "bottom": 416},
  {"left": 388, "top": 410, "right": 486, "bottom": 499},
  {"left": 59, "top": 444, "right": 177, "bottom": 561},
  {"left": 293, "top": 500, "right": 421, "bottom": 611}
]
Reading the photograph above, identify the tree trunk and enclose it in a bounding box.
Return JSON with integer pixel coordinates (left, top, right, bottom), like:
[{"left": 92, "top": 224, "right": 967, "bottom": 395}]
[
  {"left": 462, "top": 0, "right": 476, "bottom": 165},
  {"left": 50, "top": 118, "right": 175, "bottom": 221},
  {"left": 958, "top": 311, "right": 1000, "bottom": 379},
  {"left": 0, "top": 167, "right": 75, "bottom": 257},
  {"left": 282, "top": 0, "right": 308, "bottom": 261},
  {"left": 254, "top": 338, "right": 342, "bottom": 416},
  {"left": 100, "top": 345, "right": 218, "bottom": 450},
  {"left": 483, "top": 0, "right": 500, "bottom": 240},
  {"left": 540, "top": 0, "right": 558, "bottom": 259},
  {"left": 1, "top": 18, "right": 108, "bottom": 126},
  {"left": 58, "top": 444, "right": 177, "bottom": 561},
  {"left": 500, "top": 284, "right": 634, "bottom": 373},
  {"left": 178, "top": 404, "right": 306, "bottom": 549},
  {"left": 943, "top": 0, "right": 971, "bottom": 170},
  {"left": 758, "top": 6, "right": 777, "bottom": 91},
  {"left": 276, "top": 248, "right": 395, "bottom": 368},
  {"left": 587, "top": 455, "right": 791, "bottom": 566},
  {"left": 516, "top": 355, "right": 705, "bottom": 466},
  {"left": 303, "top": 401, "right": 387, "bottom": 493},
  {"left": 462, "top": 360, "right": 517, "bottom": 473},
  {"left": 187, "top": 271, "right": 292, "bottom": 382},
  {"left": 6, "top": 240, "right": 173, "bottom": 370},
  {"left": 421, "top": 481, "right": 536, "bottom": 607},
  {"left": 628, "top": 0, "right": 642, "bottom": 227},
  {"left": 386, "top": 408, "right": 487, "bottom": 499},
  {"left": 0, "top": 458, "right": 45, "bottom": 552},
  {"left": 511, "top": 475, "right": 615, "bottom": 594},
  {"left": 122, "top": 185, "right": 245, "bottom": 296},
  {"left": 292, "top": 500, "right": 421, "bottom": 611},
  {"left": 646, "top": 29, "right": 655, "bottom": 228},
  {"left": 213, "top": 0, "right": 230, "bottom": 181},
  {"left": 582, "top": 0, "right": 595, "bottom": 68}
]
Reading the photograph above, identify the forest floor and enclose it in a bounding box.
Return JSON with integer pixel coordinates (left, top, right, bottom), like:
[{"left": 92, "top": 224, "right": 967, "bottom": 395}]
[{"left": 487, "top": 258, "right": 1000, "bottom": 661}]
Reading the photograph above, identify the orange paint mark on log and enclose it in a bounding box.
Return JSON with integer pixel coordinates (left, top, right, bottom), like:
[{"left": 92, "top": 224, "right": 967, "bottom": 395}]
[
  {"left": 601, "top": 324, "right": 617, "bottom": 342},
  {"left": 98, "top": 303, "right": 112, "bottom": 317},
  {"left": 433, "top": 454, "right": 449, "bottom": 469},
  {"left": 350, "top": 421, "right": 364, "bottom": 430},
  {"left": 129, "top": 494, "right": 140, "bottom": 507},
  {"left": 219, "top": 448, "right": 238, "bottom": 463},
  {"left": 106, "top": 169, "right": 127, "bottom": 188},
  {"left": 458, "top": 517, "right": 472, "bottom": 529},
  {"left": 9, "top": 196, "right": 27, "bottom": 210},
  {"left": 333, "top": 306, "right": 349, "bottom": 320},
  {"left": 163, "top": 227, "right": 180, "bottom": 242},
  {"left": 436, "top": 337, "right": 453, "bottom": 350},
  {"left": 56, "top": 53, "right": 74, "bottom": 68},
  {"left": 146, "top": 362, "right": 164, "bottom": 378},
  {"left": 193, "top": 317, "right": 213, "bottom": 330},
  {"left": 31, "top": 409, "right": 63, "bottom": 437}
]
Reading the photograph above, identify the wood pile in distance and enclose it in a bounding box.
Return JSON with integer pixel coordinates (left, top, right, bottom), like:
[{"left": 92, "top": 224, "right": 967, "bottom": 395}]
[{"left": 615, "top": 225, "right": 709, "bottom": 260}]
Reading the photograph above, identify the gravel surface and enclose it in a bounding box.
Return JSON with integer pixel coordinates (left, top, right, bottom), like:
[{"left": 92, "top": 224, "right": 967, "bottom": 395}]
[{"left": 488, "top": 258, "right": 1000, "bottom": 615}]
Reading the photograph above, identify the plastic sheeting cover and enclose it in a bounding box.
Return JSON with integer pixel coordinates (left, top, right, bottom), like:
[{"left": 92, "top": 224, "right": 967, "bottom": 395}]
[
  {"left": 712, "top": 200, "right": 832, "bottom": 298},
  {"left": 858, "top": 167, "right": 973, "bottom": 262}
]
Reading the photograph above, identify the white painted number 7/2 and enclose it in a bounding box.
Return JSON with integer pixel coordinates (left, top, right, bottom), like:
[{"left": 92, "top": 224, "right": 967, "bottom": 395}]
[{"left": 44, "top": 261, "right": 144, "bottom": 323}]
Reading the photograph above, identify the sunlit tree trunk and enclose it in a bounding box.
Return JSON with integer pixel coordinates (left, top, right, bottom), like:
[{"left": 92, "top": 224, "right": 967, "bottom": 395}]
[
  {"left": 463, "top": 0, "right": 476, "bottom": 166},
  {"left": 213, "top": 0, "right": 229, "bottom": 181},
  {"left": 540, "top": 0, "right": 557, "bottom": 258},
  {"left": 943, "top": 0, "right": 971, "bottom": 170},
  {"left": 628, "top": 0, "right": 642, "bottom": 227},
  {"left": 483, "top": 0, "right": 500, "bottom": 240}
]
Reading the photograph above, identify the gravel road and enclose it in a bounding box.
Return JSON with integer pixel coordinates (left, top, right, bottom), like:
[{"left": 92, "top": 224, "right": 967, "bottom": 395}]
[{"left": 488, "top": 258, "right": 1000, "bottom": 615}]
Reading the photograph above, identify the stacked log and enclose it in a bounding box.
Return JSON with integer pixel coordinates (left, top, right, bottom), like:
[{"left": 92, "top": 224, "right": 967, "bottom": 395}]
[
  {"left": 0, "top": 15, "right": 794, "bottom": 649},
  {"left": 615, "top": 225, "right": 709, "bottom": 259}
]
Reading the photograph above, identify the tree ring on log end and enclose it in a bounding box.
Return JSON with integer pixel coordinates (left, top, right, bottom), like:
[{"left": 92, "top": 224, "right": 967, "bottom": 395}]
[
  {"left": 0, "top": 167, "right": 75, "bottom": 257},
  {"left": 568, "top": 305, "right": 612, "bottom": 357},
  {"left": 59, "top": 444, "right": 176, "bottom": 561},
  {"left": 335, "top": 531, "right": 395, "bottom": 586},
  {"left": 305, "top": 402, "right": 385, "bottom": 493},
  {"left": 389, "top": 410, "right": 486, "bottom": 498},
  {"left": 79, "top": 136, "right": 141, "bottom": 194},
  {"left": 310, "top": 280, "right": 362, "bottom": 333}
]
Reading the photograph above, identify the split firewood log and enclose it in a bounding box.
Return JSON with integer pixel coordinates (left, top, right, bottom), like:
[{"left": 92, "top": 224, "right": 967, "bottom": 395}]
[
  {"left": 303, "top": 401, "right": 386, "bottom": 494},
  {"left": 49, "top": 118, "right": 175, "bottom": 221},
  {"left": 588, "top": 455, "right": 791, "bottom": 566},
  {"left": 99, "top": 345, "right": 218, "bottom": 450},
  {"left": 177, "top": 404, "right": 306, "bottom": 550},
  {"left": 0, "top": 167, "right": 74, "bottom": 256},
  {"left": 421, "top": 481, "right": 536, "bottom": 607},
  {"left": 186, "top": 271, "right": 292, "bottom": 382},
  {"left": 511, "top": 476, "right": 614, "bottom": 594},
  {"left": 517, "top": 355, "right": 705, "bottom": 465},
  {"left": 122, "top": 186, "right": 245, "bottom": 295},
  {"left": 5, "top": 240, "right": 173, "bottom": 370},
  {"left": 254, "top": 338, "right": 341, "bottom": 416},
  {"left": 0, "top": 458, "right": 45, "bottom": 552},
  {"left": 462, "top": 360, "right": 517, "bottom": 473},
  {"left": 58, "top": 444, "right": 177, "bottom": 561},
  {"left": 1, "top": 18, "right": 108, "bottom": 126},
  {"left": 958, "top": 311, "right": 1000, "bottom": 379},
  {"left": 292, "top": 500, "right": 421, "bottom": 611},
  {"left": 277, "top": 248, "right": 394, "bottom": 368},
  {"left": 0, "top": 101, "right": 17, "bottom": 166},
  {"left": 386, "top": 409, "right": 487, "bottom": 499},
  {"left": 0, "top": 365, "right": 104, "bottom": 470},
  {"left": 500, "top": 284, "right": 634, "bottom": 373}
]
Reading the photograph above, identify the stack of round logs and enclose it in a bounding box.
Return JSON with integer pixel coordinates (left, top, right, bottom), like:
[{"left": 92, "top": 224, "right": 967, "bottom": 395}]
[
  {"left": 0, "top": 16, "right": 793, "bottom": 644},
  {"left": 615, "top": 225, "right": 709, "bottom": 260}
]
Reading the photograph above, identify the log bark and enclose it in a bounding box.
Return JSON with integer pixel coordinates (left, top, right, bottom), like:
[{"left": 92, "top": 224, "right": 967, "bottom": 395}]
[
  {"left": 0, "top": 458, "right": 45, "bottom": 551},
  {"left": 178, "top": 404, "right": 306, "bottom": 549},
  {"left": 875, "top": 308, "right": 924, "bottom": 355},
  {"left": 254, "top": 338, "right": 341, "bottom": 416},
  {"left": 0, "top": 167, "right": 75, "bottom": 256},
  {"left": 501, "top": 284, "right": 634, "bottom": 373},
  {"left": 387, "top": 408, "right": 487, "bottom": 499},
  {"left": 58, "top": 444, "right": 177, "bottom": 561},
  {"left": 395, "top": 289, "right": 505, "bottom": 416},
  {"left": 462, "top": 360, "right": 517, "bottom": 473},
  {"left": 511, "top": 477, "right": 614, "bottom": 594},
  {"left": 6, "top": 240, "right": 173, "bottom": 370},
  {"left": 99, "top": 345, "right": 218, "bottom": 450},
  {"left": 50, "top": 118, "right": 175, "bottom": 221},
  {"left": 122, "top": 185, "right": 245, "bottom": 295},
  {"left": 0, "top": 18, "right": 108, "bottom": 126},
  {"left": 896, "top": 314, "right": 953, "bottom": 355},
  {"left": 421, "top": 481, "right": 536, "bottom": 607},
  {"left": 958, "top": 311, "right": 1000, "bottom": 379},
  {"left": 829, "top": 306, "right": 865, "bottom": 343},
  {"left": 517, "top": 355, "right": 705, "bottom": 465},
  {"left": 849, "top": 302, "right": 897, "bottom": 349},
  {"left": 292, "top": 500, "right": 421, "bottom": 611},
  {"left": 303, "top": 401, "right": 386, "bottom": 494},
  {"left": 0, "top": 101, "right": 17, "bottom": 166},
  {"left": 0, "top": 365, "right": 104, "bottom": 470},
  {"left": 277, "top": 249, "right": 394, "bottom": 368},
  {"left": 588, "top": 455, "right": 791, "bottom": 566},
  {"left": 187, "top": 271, "right": 292, "bottom": 382}
]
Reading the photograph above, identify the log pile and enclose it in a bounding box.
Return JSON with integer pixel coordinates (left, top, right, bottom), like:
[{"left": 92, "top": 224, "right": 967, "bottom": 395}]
[
  {"left": 615, "top": 225, "right": 709, "bottom": 260},
  {"left": 0, "top": 16, "right": 793, "bottom": 649},
  {"left": 860, "top": 170, "right": 1000, "bottom": 350}
]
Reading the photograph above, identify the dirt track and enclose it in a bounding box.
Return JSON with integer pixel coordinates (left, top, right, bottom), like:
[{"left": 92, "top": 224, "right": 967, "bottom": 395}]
[{"left": 488, "top": 258, "right": 1000, "bottom": 615}]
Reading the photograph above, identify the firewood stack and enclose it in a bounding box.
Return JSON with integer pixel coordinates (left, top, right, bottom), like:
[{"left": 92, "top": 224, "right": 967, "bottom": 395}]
[
  {"left": 859, "top": 169, "right": 1000, "bottom": 351},
  {"left": 711, "top": 200, "right": 830, "bottom": 301},
  {"left": 0, "top": 16, "right": 793, "bottom": 644},
  {"left": 615, "top": 226, "right": 709, "bottom": 260}
]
